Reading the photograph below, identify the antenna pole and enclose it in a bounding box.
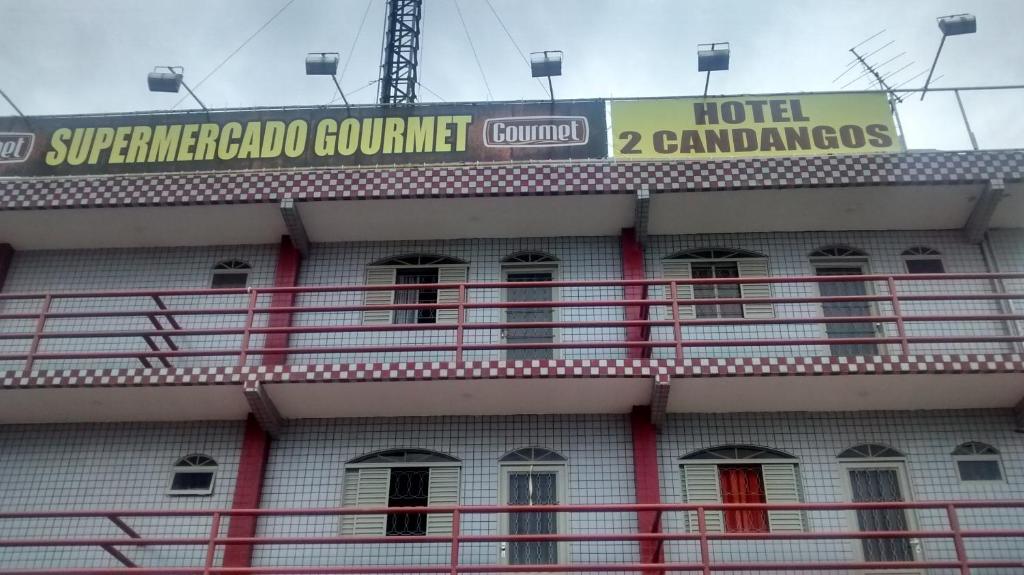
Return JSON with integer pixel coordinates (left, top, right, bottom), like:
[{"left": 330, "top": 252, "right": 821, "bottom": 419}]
[
  {"left": 953, "top": 89, "right": 979, "bottom": 150},
  {"left": 920, "top": 34, "right": 946, "bottom": 101}
]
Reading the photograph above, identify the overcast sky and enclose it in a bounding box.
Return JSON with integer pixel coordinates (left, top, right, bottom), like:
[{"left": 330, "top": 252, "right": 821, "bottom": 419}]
[{"left": 1, "top": 0, "right": 1021, "bottom": 150}]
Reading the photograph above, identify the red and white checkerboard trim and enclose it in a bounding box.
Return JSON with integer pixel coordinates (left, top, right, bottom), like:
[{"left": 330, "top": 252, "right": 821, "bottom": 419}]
[
  {"left": 2, "top": 354, "right": 1022, "bottom": 389},
  {"left": 1, "top": 151, "right": 1021, "bottom": 210}
]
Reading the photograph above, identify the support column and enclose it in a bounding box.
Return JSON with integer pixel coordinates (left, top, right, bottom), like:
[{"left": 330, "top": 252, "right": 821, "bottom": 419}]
[
  {"left": 630, "top": 406, "right": 663, "bottom": 572},
  {"left": 0, "top": 243, "right": 13, "bottom": 291},
  {"left": 222, "top": 415, "right": 271, "bottom": 567},
  {"left": 263, "top": 236, "right": 303, "bottom": 366},
  {"left": 621, "top": 228, "right": 650, "bottom": 360},
  {"left": 224, "top": 235, "right": 301, "bottom": 568}
]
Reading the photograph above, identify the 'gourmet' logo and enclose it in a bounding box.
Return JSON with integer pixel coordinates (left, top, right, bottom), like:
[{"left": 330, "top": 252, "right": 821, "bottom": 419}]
[
  {"left": 483, "top": 116, "right": 589, "bottom": 148},
  {"left": 0, "top": 133, "right": 34, "bottom": 163}
]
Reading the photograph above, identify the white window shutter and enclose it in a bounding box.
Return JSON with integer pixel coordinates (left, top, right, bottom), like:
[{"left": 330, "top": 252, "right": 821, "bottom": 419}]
[
  {"left": 425, "top": 466, "right": 461, "bottom": 535},
  {"left": 340, "top": 467, "right": 390, "bottom": 536},
  {"left": 663, "top": 260, "right": 696, "bottom": 320},
  {"left": 363, "top": 267, "right": 397, "bottom": 325},
  {"left": 681, "top": 464, "right": 723, "bottom": 533},
  {"left": 435, "top": 266, "right": 469, "bottom": 325},
  {"left": 738, "top": 258, "right": 774, "bottom": 319},
  {"left": 761, "top": 463, "right": 804, "bottom": 533}
]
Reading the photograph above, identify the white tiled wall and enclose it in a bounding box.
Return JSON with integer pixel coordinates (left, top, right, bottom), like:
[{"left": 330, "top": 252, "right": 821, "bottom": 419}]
[
  {"left": 0, "top": 421, "right": 243, "bottom": 569},
  {"left": 647, "top": 230, "right": 1014, "bottom": 358},
  {"left": 0, "top": 245, "right": 278, "bottom": 372},
  {"left": 2, "top": 410, "right": 1022, "bottom": 570},
  {"left": 1, "top": 230, "right": 1021, "bottom": 371},
  {"left": 658, "top": 409, "right": 1024, "bottom": 572},
  {"left": 253, "top": 414, "right": 637, "bottom": 568},
  {"left": 290, "top": 237, "right": 625, "bottom": 364}
]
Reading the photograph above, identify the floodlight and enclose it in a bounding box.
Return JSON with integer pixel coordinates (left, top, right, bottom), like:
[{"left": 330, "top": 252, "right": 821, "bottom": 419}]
[
  {"left": 146, "top": 66, "right": 207, "bottom": 112},
  {"left": 921, "top": 14, "right": 977, "bottom": 100},
  {"left": 306, "top": 52, "right": 349, "bottom": 110}
]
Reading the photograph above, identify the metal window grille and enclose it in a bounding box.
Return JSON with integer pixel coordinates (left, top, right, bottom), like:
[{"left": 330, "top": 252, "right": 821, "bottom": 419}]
[{"left": 386, "top": 467, "right": 430, "bottom": 536}]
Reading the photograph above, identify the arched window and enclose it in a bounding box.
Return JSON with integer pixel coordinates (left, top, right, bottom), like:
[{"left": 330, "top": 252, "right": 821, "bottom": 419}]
[
  {"left": 500, "top": 447, "right": 567, "bottom": 462},
  {"left": 211, "top": 259, "right": 251, "bottom": 289},
  {"left": 838, "top": 444, "right": 905, "bottom": 458},
  {"left": 502, "top": 251, "right": 559, "bottom": 264},
  {"left": 341, "top": 449, "right": 461, "bottom": 537},
  {"left": 663, "top": 248, "right": 773, "bottom": 320},
  {"left": 363, "top": 254, "right": 469, "bottom": 325},
  {"left": 901, "top": 246, "right": 945, "bottom": 274},
  {"left": 809, "top": 246, "right": 868, "bottom": 259},
  {"left": 679, "top": 445, "right": 802, "bottom": 535},
  {"left": 952, "top": 442, "right": 1003, "bottom": 482},
  {"left": 348, "top": 448, "right": 460, "bottom": 464},
  {"left": 498, "top": 448, "right": 569, "bottom": 565},
  {"left": 167, "top": 454, "right": 218, "bottom": 495}
]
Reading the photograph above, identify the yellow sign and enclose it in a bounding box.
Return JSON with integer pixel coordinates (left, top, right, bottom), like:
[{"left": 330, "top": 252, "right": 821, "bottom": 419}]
[{"left": 610, "top": 93, "right": 903, "bottom": 159}]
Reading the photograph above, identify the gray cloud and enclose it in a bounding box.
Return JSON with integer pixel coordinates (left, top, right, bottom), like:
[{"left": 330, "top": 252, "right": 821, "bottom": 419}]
[{"left": 1, "top": 0, "right": 1021, "bottom": 150}]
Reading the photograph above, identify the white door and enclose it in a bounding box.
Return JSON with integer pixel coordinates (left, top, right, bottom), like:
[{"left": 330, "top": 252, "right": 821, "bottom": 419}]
[
  {"left": 499, "top": 465, "right": 567, "bottom": 565},
  {"left": 841, "top": 461, "right": 922, "bottom": 575}
]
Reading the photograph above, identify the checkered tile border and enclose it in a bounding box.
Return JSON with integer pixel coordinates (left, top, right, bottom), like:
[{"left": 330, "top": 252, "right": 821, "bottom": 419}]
[
  {"left": 1, "top": 150, "right": 1021, "bottom": 210},
  {"left": 3, "top": 354, "right": 1022, "bottom": 388}
]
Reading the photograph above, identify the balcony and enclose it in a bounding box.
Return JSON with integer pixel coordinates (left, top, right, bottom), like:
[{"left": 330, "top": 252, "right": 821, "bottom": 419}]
[
  {"left": 1, "top": 501, "right": 1022, "bottom": 573},
  {"left": 1, "top": 273, "right": 1023, "bottom": 423}
]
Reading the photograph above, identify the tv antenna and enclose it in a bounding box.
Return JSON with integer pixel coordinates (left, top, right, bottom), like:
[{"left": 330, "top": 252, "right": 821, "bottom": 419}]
[{"left": 834, "top": 31, "right": 940, "bottom": 149}]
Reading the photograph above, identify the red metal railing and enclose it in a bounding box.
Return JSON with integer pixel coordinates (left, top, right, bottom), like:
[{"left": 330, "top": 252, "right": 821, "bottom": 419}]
[
  {"left": 1, "top": 501, "right": 1023, "bottom": 573},
  {"left": 1, "top": 272, "right": 1023, "bottom": 372}
]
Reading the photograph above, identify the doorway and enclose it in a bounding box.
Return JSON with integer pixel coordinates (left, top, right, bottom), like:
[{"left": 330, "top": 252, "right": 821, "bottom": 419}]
[
  {"left": 503, "top": 268, "right": 557, "bottom": 360},
  {"left": 814, "top": 264, "right": 879, "bottom": 356},
  {"left": 841, "top": 461, "right": 922, "bottom": 574}
]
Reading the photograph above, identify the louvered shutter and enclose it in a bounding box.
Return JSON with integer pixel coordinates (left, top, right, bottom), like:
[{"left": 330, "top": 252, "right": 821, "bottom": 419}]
[
  {"left": 738, "top": 258, "right": 774, "bottom": 319},
  {"left": 435, "top": 266, "right": 469, "bottom": 325},
  {"left": 681, "top": 465, "right": 723, "bottom": 533},
  {"left": 663, "top": 260, "right": 696, "bottom": 320},
  {"left": 363, "top": 267, "right": 397, "bottom": 325},
  {"left": 761, "top": 463, "right": 804, "bottom": 532},
  {"left": 425, "top": 466, "right": 461, "bottom": 534},
  {"left": 340, "top": 468, "right": 390, "bottom": 536}
]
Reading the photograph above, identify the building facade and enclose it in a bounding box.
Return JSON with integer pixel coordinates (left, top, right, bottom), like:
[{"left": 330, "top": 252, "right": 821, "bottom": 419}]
[{"left": 1, "top": 102, "right": 1024, "bottom": 574}]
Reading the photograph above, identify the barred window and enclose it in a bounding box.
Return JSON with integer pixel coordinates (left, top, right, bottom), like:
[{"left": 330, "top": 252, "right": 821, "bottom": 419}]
[{"left": 341, "top": 449, "right": 461, "bottom": 537}]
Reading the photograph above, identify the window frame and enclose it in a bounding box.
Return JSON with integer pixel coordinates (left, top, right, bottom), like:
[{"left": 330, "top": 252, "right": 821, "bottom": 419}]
[
  {"left": 951, "top": 442, "right": 1004, "bottom": 484},
  {"left": 664, "top": 248, "right": 772, "bottom": 320},
  {"left": 210, "top": 260, "right": 251, "bottom": 289},
  {"left": 166, "top": 454, "right": 218, "bottom": 496},
  {"left": 342, "top": 456, "right": 463, "bottom": 537},
  {"left": 679, "top": 452, "right": 804, "bottom": 534},
  {"left": 364, "top": 258, "right": 469, "bottom": 326},
  {"left": 497, "top": 461, "right": 570, "bottom": 565}
]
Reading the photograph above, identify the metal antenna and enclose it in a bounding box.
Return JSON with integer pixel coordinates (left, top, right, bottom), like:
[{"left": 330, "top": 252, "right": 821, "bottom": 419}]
[{"left": 848, "top": 44, "right": 907, "bottom": 148}]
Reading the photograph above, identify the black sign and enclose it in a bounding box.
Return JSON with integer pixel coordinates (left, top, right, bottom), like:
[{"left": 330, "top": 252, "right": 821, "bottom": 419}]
[{"left": 0, "top": 101, "right": 607, "bottom": 177}]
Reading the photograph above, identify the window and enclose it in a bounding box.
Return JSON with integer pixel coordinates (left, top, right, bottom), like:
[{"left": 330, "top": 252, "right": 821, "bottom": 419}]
[
  {"left": 680, "top": 446, "right": 802, "bottom": 534},
  {"left": 809, "top": 246, "right": 868, "bottom": 259},
  {"left": 167, "top": 454, "right": 217, "bottom": 496},
  {"left": 837, "top": 444, "right": 904, "bottom": 459},
  {"left": 363, "top": 254, "right": 469, "bottom": 325},
  {"left": 395, "top": 267, "right": 439, "bottom": 324},
  {"left": 210, "top": 260, "right": 250, "bottom": 289},
  {"left": 664, "top": 248, "right": 773, "bottom": 320},
  {"left": 952, "top": 442, "right": 1003, "bottom": 482},
  {"left": 341, "top": 449, "right": 461, "bottom": 537},
  {"left": 902, "top": 247, "right": 945, "bottom": 274},
  {"left": 499, "top": 448, "right": 568, "bottom": 565}
]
